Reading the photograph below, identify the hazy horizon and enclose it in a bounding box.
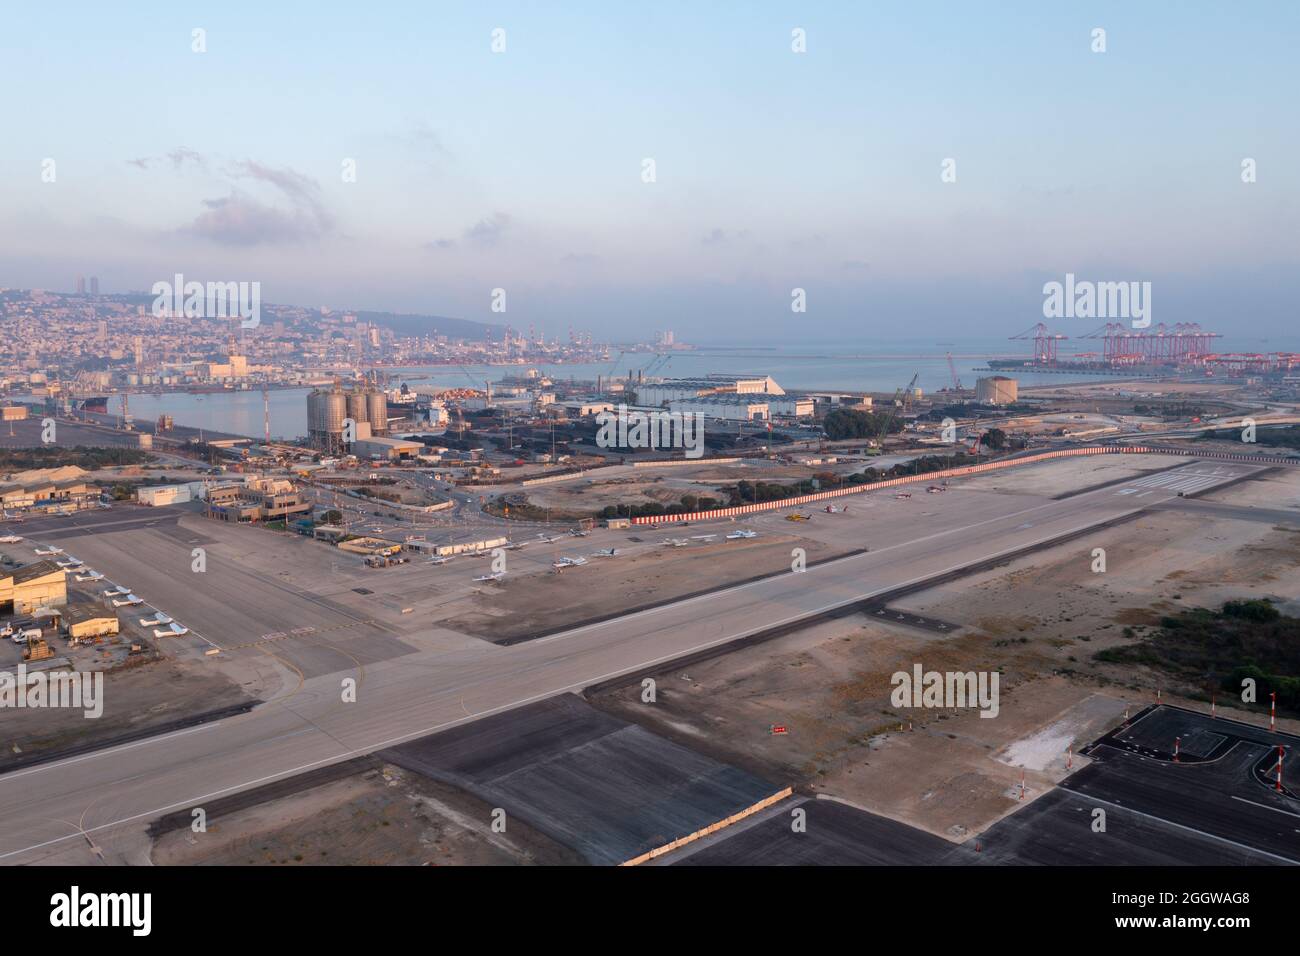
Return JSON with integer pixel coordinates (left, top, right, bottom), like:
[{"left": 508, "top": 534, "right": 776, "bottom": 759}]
[{"left": 4, "top": 1, "right": 1297, "bottom": 343}]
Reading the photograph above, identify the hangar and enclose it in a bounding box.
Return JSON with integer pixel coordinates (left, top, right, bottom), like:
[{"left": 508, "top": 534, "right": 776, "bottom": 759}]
[{"left": 0, "top": 560, "right": 67, "bottom": 615}]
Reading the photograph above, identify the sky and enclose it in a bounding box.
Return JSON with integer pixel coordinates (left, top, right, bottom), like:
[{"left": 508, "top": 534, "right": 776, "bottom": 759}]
[{"left": 1, "top": 1, "right": 1297, "bottom": 345}]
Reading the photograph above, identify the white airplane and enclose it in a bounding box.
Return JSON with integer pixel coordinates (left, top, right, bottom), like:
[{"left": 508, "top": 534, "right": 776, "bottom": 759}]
[
  {"left": 140, "top": 612, "right": 172, "bottom": 626},
  {"left": 591, "top": 548, "right": 618, "bottom": 558},
  {"left": 56, "top": 558, "right": 84, "bottom": 568},
  {"left": 568, "top": 529, "right": 589, "bottom": 537},
  {"left": 473, "top": 572, "right": 504, "bottom": 582},
  {"left": 112, "top": 593, "right": 144, "bottom": 607},
  {"left": 506, "top": 542, "right": 527, "bottom": 551},
  {"left": 34, "top": 546, "right": 64, "bottom": 556},
  {"left": 0, "top": 534, "right": 22, "bottom": 544},
  {"left": 726, "top": 530, "right": 758, "bottom": 540},
  {"left": 553, "top": 556, "right": 588, "bottom": 568},
  {"left": 430, "top": 556, "right": 455, "bottom": 565},
  {"left": 103, "top": 585, "right": 130, "bottom": 597},
  {"left": 74, "top": 570, "right": 104, "bottom": 582},
  {"left": 660, "top": 538, "right": 688, "bottom": 548},
  {"left": 689, "top": 534, "right": 717, "bottom": 541},
  {"left": 154, "top": 621, "right": 189, "bottom": 638}
]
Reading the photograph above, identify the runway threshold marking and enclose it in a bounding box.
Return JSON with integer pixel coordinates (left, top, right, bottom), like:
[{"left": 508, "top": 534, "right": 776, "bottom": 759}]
[{"left": 222, "top": 619, "right": 382, "bottom": 650}]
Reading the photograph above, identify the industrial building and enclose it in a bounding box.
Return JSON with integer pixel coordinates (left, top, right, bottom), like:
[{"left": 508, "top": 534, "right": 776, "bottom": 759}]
[
  {"left": 976, "top": 376, "right": 1019, "bottom": 405},
  {"left": 0, "top": 560, "right": 67, "bottom": 615},
  {"left": 635, "top": 375, "right": 786, "bottom": 406},
  {"left": 0, "top": 467, "right": 99, "bottom": 511}
]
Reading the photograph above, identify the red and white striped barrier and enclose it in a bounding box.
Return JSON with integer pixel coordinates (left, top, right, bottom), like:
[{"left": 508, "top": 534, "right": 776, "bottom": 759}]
[{"left": 629, "top": 444, "right": 1294, "bottom": 526}]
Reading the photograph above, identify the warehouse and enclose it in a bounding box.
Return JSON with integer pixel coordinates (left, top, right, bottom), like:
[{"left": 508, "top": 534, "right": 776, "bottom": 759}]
[
  {"left": 63, "top": 604, "right": 120, "bottom": 643},
  {"left": 666, "top": 396, "right": 770, "bottom": 422}
]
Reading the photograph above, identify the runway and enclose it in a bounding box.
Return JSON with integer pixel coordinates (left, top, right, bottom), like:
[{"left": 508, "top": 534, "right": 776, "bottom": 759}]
[{"left": 0, "top": 458, "right": 1267, "bottom": 863}]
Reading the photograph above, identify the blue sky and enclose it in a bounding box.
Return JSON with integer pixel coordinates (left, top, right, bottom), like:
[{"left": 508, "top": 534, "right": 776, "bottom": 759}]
[{"left": 1, "top": 1, "right": 1296, "bottom": 344}]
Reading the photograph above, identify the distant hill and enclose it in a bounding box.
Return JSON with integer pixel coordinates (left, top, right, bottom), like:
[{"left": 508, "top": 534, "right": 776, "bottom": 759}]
[{"left": 356, "top": 311, "right": 505, "bottom": 342}]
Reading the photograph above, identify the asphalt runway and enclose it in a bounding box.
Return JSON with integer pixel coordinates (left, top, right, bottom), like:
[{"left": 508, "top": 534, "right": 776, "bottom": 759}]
[
  {"left": 0, "top": 457, "right": 1271, "bottom": 864},
  {"left": 971, "top": 788, "right": 1285, "bottom": 865},
  {"left": 383, "top": 694, "right": 780, "bottom": 865},
  {"left": 672, "top": 797, "right": 963, "bottom": 866}
]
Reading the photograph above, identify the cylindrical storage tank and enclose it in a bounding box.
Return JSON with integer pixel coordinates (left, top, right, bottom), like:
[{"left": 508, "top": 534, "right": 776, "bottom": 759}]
[
  {"left": 307, "top": 389, "right": 346, "bottom": 449},
  {"left": 347, "top": 390, "right": 369, "bottom": 425},
  {"left": 366, "top": 390, "right": 388, "bottom": 435}
]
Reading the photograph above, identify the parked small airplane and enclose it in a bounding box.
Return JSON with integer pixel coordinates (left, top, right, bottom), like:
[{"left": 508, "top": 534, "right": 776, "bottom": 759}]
[
  {"left": 661, "top": 538, "right": 689, "bottom": 547},
  {"left": 430, "top": 556, "right": 455, "bottom": 565},
  {"left": 103, "top": 585, "right": 131, "bottom": 597},
  {"left": 894, "top": 492, "right": 912, "bottom": 499},
  {"left": 112, "top": 593, "right": 144, "bottom": 607},
  {"left": 726, "top": 530, "right": 758, "bottom": 539},
  {"left": 34, "top": 546, "right": 64, "bottom": 556},
  {"left": 0, "top": 534, "right": 22, "bottom": 544},
  {"left": 927, "top": 485, "right": 945, "bottom": 494},
  {"left": 74, "top": 570, "right": 104, "bottom": 582},
  {"left": 140, "top": 613, "right": 173, "bottom": 627},
  {"left": 553, "top": 556, "right": 588, "bottom": 568},
  {"left": 472, "top": 572, "right": 504, "bottom": 582},
  {"left": 568, "top": 529, "right": 589, "bottom": 537},
  {"left": 154, "top": 621, "right": 190, "bottom": 638},
  {"left": 56, "top": 558, "right": 84, "bottom": 568},
  {"left": 591, "top": 548, "right": 618, "bottom": 558},
  {"left": 689, "top": 534, "right": 717, "bottom": 541}
]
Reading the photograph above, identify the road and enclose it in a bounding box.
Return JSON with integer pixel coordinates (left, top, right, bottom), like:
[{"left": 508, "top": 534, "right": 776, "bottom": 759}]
[{"left": 0, "top": 460, "right": 1266, "bottom": 863}]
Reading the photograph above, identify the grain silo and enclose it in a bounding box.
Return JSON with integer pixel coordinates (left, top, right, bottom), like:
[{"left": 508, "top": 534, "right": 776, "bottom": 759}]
[
  {"left": 307, "top": 388, "right": 347, "bottom": 453},
  {"left": 366, "top": 389, "right": 388, "bottom": 435}
]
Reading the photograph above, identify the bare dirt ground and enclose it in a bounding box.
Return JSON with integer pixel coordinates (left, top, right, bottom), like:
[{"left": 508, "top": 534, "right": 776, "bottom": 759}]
[
  {"left": 151, "top": 764, "right": 583, "bottom": 866},
  {"left": 442, "top": 531, "right": 839, "bottom": 641},
  {"left": 0, "top": 656, "right": 255, "bottom": 768},
  {"left": 589, "top": 467, "right": 1300, "bottom": 841}
]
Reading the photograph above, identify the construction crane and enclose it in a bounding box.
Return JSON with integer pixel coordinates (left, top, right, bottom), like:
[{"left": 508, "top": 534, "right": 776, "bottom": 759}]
[
  {"left": 945, "top": 353, "right": 963, "bottom": 391},
  {"left": 878, "top": 372, "right": 919, "bottom": 444}
]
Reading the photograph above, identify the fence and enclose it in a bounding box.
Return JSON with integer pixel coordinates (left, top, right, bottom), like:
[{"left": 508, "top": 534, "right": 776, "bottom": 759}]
[{"left": 630, "top": 444, "right": 1294, "bottom": 526}]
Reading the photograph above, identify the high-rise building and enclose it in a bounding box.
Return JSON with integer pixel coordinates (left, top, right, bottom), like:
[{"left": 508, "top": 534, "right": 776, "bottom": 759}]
[
  {"left": 89, "top": 276, "right": 99, "bottom": 295},
  {"left": 76, "top": 276, "right": 86, "bottom": 295}
]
